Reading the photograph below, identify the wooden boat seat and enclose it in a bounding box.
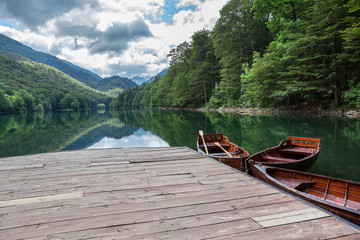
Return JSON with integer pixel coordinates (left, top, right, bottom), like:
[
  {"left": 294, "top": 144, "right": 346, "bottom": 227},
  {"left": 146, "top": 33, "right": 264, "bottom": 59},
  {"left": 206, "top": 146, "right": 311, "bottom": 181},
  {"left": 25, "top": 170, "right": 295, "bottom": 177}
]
[
  {"left": 279, "top": 178, "right": 316, "bottom": 190},
  {"left": 199, "top": 143, "right": 230, "bottom": 149},
  {"left": 261, "top": 155, "right": 297, "bottom": 163},
  {"left": 210, "top": 152, "right": 229, "bottom": 156},
  {"left": 279, "top": 147, "right": 314, "bottom": 155}
]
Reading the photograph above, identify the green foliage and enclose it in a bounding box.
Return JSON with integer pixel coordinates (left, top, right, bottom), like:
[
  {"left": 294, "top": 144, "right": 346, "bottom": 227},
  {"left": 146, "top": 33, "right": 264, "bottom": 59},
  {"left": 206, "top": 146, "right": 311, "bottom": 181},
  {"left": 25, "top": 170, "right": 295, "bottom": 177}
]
[
  {"left": 239, "top": 0, "right": 360, "bottom": 109},
  {"left": 112, "top": 29, "right": 221, "bottom": 109},
  {"left": 210, "top": 0, "right": 269, "bottom": 107},
  {"left": 0, "top": 90, "right": 12, "bottom": 112},
  {"left": 111, "top": 82, "right": 153, "bottom": 109},
  {"left": 0, "top": 34, "right": 103, "bottom": 88},
  {"left": 112, "top": 0, "right": 360, "bottom": 111},
  {"left": 0, "top": 52, "right": 111, "bottom": 112},
  {"left": 96, "top": 76, "right": 137, "bottom": 92}
]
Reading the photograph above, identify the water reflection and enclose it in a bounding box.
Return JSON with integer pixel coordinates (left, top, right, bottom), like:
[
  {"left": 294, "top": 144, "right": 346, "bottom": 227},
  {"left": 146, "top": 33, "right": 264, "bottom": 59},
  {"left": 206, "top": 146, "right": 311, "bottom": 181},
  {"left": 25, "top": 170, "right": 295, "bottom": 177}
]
[
  {"left": 0, "top": 109, "right": 359, "bottom": 182},
  {"left": 87, "top": 129, "right": 170, "bottom": 149}
]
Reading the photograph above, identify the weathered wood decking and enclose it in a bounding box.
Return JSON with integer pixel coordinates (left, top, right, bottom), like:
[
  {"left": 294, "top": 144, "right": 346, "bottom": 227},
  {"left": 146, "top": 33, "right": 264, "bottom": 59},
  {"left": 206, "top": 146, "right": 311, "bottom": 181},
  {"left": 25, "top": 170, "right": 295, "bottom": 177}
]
[{"left": 0, "top": 147, "right": 358, "bottom": 239}]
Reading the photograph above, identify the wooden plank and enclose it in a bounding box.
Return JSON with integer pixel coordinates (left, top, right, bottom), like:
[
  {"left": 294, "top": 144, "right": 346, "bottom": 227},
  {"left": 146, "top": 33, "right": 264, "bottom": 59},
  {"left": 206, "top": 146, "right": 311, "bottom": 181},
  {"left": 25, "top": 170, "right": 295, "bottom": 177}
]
[
  {"left": 0, "top": 147, "right": 191, "bottom": 165},
  {"left": 0, "top": 185, "right": 280, "bottom": 228},
  {"left": 0, "top": 164, "right": 44, "bottom": 172},
  {"left": 0, "top": 168, "right": 239, "bottom": 196},
  {"left": 0, "top": 195, "right": 298, "bottom": 238},
  {"left": 0, "top": 160, "right": 217, "bottom": 184},
  {"left": 329, "top": 233, "right": 360, "bottom": 239},
  {"left": 0, "top": 193, "right": 293, "bottom": 232},
  {"left": 89, "top": 161, "right": 130, "bottom": 166},
  {"left": 252, "top": 208, "right": 329, "bottom": 227},
  {"left": 0, "top": 147, "right": 357, "bottom": 240},
  {"left": 1, "top": 198, "right": 297, "bottom": 239},
  {"left": 0, "top": 192, "right": 83, "bottom": 207},
  {"left": 0, "top": 158, "right": 211, "bottom": 182},
  {"left": 210, "top": 218, "right": 359, "bottom": 240},
  {"left": 0, "top": 166, "right": 246, "bottom": 200},
  {"left": 0, "top": 180, "right": 275, "bottom": 217},
  {"left": 26, "top": 219, "right": 261, "bottom": 240}
]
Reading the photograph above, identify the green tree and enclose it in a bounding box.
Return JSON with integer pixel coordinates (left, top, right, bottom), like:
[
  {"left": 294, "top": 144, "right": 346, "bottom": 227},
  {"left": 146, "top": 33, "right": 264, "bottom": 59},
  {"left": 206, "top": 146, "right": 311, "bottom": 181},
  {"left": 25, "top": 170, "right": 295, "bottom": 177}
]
[
  {"left": 188, "top": 30, "right": 220, "bottom": 106},
  {"left": 19, "top": 89, "right": 35, "bottom": 112},
  {"left": 59, "top": 93, "right": 80, "bottom": 110},
  {"left": 244, "top": 0, "right": 358, "bottom": 108},
  {"left": 10, "top": 94, "right": 25, "bottom": 112},
  {"left": 211, "top": 0, "right": 269, "bottom": 106},
  {"left": 0, "top": 90, "right": 12, "bottom": 112}
]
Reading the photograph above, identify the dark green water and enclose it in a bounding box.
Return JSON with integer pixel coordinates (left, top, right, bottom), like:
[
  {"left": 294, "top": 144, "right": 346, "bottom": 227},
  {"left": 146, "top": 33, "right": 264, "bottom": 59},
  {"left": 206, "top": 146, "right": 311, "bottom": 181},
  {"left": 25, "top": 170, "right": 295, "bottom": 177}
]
[{"left": 0, "top": 109, "right": 359, "bottom": 182}]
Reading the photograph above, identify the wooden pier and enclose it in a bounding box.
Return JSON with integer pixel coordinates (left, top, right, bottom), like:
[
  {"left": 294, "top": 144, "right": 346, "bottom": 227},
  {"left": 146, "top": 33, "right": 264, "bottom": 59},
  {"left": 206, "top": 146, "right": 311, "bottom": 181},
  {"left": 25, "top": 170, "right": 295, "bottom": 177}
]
[{"left": 0, "top": 147, "right": 359, "bottom": 239}]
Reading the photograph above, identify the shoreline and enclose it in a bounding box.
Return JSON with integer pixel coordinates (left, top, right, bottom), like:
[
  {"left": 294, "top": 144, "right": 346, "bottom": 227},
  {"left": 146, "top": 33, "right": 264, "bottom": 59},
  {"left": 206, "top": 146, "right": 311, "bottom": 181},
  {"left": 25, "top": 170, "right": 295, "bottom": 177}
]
[{"left": 187, "top": 107, "right": 360, "bottom": 118}]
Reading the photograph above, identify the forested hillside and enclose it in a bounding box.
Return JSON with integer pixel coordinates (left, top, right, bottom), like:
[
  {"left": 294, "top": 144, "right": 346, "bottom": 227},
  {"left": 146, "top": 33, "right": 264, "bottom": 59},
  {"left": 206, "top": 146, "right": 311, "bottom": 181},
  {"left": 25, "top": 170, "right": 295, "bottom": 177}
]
[
  {"left": 0, "top": 34, "right": 102, "bottom": 87},
  {"left": 111, "top": 0, "right": 360, "bottom": 110},
  {"left": 0, "top": 34, "right": 138, "bottom": 92},
  {"left": 0, "top": 51, "right": 111, "bottom": 112},
  {"left": 96, "top": 76, "right": 137, "bottom": 95}
]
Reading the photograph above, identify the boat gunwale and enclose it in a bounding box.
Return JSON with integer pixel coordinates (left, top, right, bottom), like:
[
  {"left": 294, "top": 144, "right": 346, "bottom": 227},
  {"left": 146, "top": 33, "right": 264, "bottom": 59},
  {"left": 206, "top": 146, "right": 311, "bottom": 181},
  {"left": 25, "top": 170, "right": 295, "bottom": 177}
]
[
  {"left": 252, "top": 164, "right": 360, "bottom": 216},
  {"left": 245, "top": 136, "right": 321, "bottom": 170}
]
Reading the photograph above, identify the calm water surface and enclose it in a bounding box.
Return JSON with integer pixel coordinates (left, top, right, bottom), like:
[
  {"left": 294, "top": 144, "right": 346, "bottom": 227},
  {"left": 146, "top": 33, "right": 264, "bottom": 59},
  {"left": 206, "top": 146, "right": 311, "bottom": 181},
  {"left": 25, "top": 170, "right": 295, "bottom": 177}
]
[{"left": 0, "top": 109, "right": 359, "bottom": 182}]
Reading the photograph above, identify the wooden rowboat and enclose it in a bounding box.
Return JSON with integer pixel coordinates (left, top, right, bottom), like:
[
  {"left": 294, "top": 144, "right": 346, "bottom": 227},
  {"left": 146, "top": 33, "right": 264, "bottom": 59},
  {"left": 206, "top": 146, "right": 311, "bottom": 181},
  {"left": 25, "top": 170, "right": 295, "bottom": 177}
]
[
  {"left": 250, "top": 163, "right": 360, "bottom": 225},
  {"left": 197, "top": 132, "right": 249, "bottom": 170},
  {"left": 245, "top": 136, "right": 321, "bottom": 171}
]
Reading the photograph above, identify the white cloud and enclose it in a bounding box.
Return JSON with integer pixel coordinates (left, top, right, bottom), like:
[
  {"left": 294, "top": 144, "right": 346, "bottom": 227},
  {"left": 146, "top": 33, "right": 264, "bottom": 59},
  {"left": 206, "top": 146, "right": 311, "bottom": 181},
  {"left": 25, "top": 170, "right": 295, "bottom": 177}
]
[
  {"left": 176, "top": 0, "right": 202, "bottom": 8},
  {"left": 0, "top": 0, "right": 228, "bottom": 78},
  {"left": 0, "top": 25, "right": 53, "bottom": 53}
]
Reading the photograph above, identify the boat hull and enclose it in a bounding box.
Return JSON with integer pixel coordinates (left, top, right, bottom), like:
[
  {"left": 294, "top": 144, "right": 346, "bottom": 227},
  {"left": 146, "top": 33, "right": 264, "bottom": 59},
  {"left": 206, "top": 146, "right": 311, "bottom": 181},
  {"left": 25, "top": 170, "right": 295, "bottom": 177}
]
[
  {"left": 197, "top": 133, "right": 249, "bottom": 170},
  {"left": 197, "top": 149, "right": 246, "bottom": 170},
  {"left": 245, "top": 136, "right": 321, "bottom": 172},
  {"left": 251, "top": 164, "right": 360, "bottom": 226}
]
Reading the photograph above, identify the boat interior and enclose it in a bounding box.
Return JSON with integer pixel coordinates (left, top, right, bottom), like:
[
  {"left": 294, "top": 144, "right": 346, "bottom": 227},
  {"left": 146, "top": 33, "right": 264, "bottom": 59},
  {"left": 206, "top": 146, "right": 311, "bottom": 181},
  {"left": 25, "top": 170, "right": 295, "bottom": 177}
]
[
  {"left": 267, "top": 168, "right": 360, "bottom": 211},
  {"left": 255, "top": 148, "right": 310, "bottom": 163},
  {"left": 254, "top": 137, "right": 320, "bottom": 163},
  {"left": 199, "top": 134, "right": 238, "bottom": 154}
]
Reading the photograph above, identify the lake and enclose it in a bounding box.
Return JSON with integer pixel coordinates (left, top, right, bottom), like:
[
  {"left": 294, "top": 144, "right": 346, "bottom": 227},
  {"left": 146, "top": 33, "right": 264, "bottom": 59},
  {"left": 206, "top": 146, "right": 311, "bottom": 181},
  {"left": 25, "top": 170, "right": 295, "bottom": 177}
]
[{"left": 0, "top": 109, "right": 359, "bottom": 182}]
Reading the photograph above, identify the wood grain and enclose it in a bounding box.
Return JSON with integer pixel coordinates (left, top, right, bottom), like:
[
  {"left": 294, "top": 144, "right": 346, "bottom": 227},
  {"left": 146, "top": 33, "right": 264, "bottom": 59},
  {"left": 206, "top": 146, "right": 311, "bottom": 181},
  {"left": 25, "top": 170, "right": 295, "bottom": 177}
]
[{"left": 0, "top": 147, "right": 357, "bottom": 240}]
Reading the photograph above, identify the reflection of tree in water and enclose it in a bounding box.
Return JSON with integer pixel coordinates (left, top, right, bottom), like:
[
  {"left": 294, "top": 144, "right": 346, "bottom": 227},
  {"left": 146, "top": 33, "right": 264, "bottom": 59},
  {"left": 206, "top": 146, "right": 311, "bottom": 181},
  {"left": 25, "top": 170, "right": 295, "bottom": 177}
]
[
  {"left": 111, "top": 109, "right": 360, "bottom": 182},
  {"left": 110, "top": 109, "right": 214, "bottom": 149},
  {"left": 1, "top": 110, "right": 359, "bottom": 182},
  {"left": 63, "top": 124, "right": 137, "bottom": 151},
  {"left": 0, "top": 112, "right": 114, "bottom": 157}
]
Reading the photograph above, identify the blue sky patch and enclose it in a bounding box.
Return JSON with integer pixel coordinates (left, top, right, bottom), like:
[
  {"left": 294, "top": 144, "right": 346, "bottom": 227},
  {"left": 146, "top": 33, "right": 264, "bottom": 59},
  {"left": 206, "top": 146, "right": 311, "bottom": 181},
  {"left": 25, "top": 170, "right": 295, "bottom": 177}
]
[
  {"left": 0, "top": 19, "right": 12, "bottom": 28},
  {"left": 146, "top": 0, "right": 197, "bottom": 24}
]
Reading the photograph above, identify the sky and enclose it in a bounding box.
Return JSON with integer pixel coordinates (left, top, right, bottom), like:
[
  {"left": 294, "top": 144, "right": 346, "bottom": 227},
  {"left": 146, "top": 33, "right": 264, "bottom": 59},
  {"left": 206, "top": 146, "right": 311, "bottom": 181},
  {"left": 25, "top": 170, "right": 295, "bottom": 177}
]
[{"left": 0, "top": 0, "right": 228, "bottom": 78}]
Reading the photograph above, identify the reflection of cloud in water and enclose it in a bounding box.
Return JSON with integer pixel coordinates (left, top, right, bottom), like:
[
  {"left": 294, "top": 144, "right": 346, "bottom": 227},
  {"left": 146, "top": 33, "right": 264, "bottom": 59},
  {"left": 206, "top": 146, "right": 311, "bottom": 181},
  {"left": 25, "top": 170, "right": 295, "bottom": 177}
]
[{"left": 87, "top": 129, "right": 169, "bottom": 149}]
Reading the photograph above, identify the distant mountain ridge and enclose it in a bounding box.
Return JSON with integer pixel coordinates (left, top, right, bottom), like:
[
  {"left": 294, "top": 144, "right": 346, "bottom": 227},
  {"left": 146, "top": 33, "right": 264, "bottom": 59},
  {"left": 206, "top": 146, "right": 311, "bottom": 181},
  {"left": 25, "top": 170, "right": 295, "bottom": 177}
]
[
  {"left": 131, "top": 76, "right": 151, "bottom": 85},
  {"left": 0, "top": 34, "right": 137, "bottom": 92},
  {"left": 0, "top": 50, "right": 111, "bottom": 112},
  {"left": 99, "top": 76, "right": 137, "bottom": 91},
  {"left": 147, "top": 68, "right": 169, "bottom": 83},
  {"left": 0, "top": 34, "right": 102, "bottom": 87}
]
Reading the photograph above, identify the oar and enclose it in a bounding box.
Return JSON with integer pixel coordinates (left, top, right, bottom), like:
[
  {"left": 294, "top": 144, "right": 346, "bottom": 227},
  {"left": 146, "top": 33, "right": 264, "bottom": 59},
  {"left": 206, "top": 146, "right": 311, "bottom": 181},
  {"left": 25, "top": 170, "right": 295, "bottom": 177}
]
[
  {"left": 199, "top": 130, "right": 209, "bottom": 155},
  {"left": 215, "top": 142, "right": 232, "bottom": 157}
]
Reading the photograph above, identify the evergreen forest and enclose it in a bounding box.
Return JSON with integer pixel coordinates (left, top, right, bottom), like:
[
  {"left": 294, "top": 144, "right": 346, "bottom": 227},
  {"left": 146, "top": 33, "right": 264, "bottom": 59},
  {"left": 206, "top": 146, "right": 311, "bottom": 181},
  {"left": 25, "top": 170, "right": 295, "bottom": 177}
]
[{"left": 111, "top": 0, "right": 360, "bottom": 110}]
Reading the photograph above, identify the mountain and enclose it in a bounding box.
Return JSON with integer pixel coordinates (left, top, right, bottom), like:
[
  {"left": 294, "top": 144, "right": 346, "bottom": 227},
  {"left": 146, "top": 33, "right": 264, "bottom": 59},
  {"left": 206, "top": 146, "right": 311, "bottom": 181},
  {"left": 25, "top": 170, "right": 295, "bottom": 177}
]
[
  {"left": 131, "top": 76, "right": 151, "bottom": 85},
  {"left": 0, "top": 50, "right": 111, "bottom": 112},
  {"left": 97, "top": 76, "right": 137, "bottom": 92},
  {"left": 0, "top": 34, "right": 142, "bottom": 94},
  {"left": 0, "top": 33, "right": 102, "bottom": 87},
  {"left": 147, "top": 68, "right": 169, "bottom": 83}
]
